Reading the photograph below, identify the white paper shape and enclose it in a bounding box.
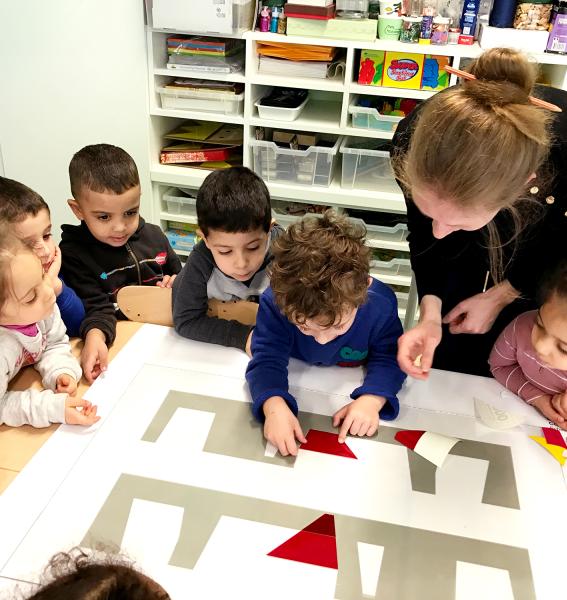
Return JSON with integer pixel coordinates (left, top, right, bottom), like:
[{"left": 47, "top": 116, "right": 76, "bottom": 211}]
[
  {"left": 414, "top": 432, "right": 460, "bottom": 468},
  {"left": 264, "top": 441, "right": 278, "bottom": 458},
  {"left": 357, "top": 542, "right": 384, "bottom": 597},
  {"left": 456, "top": 561, "right": 514, "bottom": 600},
  {"left": 474, "top": 397, "right": 525, "bottom": 430}
]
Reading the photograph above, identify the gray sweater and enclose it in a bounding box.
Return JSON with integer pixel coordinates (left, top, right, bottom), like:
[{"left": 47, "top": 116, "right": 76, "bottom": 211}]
[
  {"left": 172, "top": 227, "right": 281, "bottom": 351},
  {"left": 0, "top": 306, "right": 82, "bottom": 427}
]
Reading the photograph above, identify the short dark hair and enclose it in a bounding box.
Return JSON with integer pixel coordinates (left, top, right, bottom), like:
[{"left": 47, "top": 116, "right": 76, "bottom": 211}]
[
  {"left": 270, "top": 210, "right": 371, "bottom": 327},
  {"left": 196, "top": 167, "right": 271, "bottom": 236},
  {"left": 0, "top": 176, "right": 49, "bottom": 223},
  {"left": 69, "top": 144, "right": 140, "bottom": 199},
  {"left": 538, "top": 260, "right": 567, "bottom": 305}
]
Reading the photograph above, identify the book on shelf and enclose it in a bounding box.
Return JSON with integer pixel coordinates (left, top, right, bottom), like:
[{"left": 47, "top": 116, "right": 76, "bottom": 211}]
[
  {"left": 164, "top": 78, "right": 244, "bottom": 95},
  {"left": 167, "top": 36, "right": 243, "bottom": 57},
  {"left": 160, "top": 145, "right": 236, "bottom": 164}
]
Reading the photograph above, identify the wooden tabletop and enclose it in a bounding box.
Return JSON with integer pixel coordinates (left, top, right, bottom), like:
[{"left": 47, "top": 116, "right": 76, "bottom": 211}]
[{"left": 0, "top": 321, "right": 143, "bottom": 494}]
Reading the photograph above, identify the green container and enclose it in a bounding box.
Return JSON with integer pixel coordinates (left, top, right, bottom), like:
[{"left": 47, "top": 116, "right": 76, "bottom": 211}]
[{"left": 378, "top": 14, "right": 402, "bottom": 40}]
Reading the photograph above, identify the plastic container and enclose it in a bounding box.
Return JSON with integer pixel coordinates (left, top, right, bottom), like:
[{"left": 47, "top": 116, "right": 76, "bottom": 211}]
[
  {"left": 336, "top": 0, "right": 370, "bottom": 18},
  {"left": 514, "top": 1, "right": 553, "bottom": 29},
  {"left": 158, "top": 87, "right": 244, "bottom": 115},
  {"left": 378, "top": 14, "right": 402, "bottom": 38},
  {"left": 255, "top": 96, "right": 309, "bottom": 121},
  {"left": 364, "top": 222, "right": 409, "bottom": 248},
  {"left": 431, "top": 15, "right": 450, "bottom": 44},
  {"left": 252, "top": 135, "right": 341, "bottom": 187},
  {"left": 271, "top": 200, "right": 344, "bottom": 227},
  {"left": 400, "top": 15, "right": 422, "bottom": 42},
  {"left": 163, "top": 188, "right": 197, "bottom": 216},
  {"left": 379, "top": 0, "right": 402, "bottom": 14},
  {"left": 165, "top": 229, "right": 198, "bottom": 253},
  {"left": 369, "top": 257, "right": 412, "bottom": 284},
  {"left": 349, "top": 97, "right": 404, "bottom": 132},
  {"left": 340, "top": 137, "right": 398, "bottom": 191}
]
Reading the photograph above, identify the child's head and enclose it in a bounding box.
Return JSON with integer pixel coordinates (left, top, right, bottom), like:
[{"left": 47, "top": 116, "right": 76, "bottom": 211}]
[
  {"left": 0, "top": 232, "right": 55, "bottom": 326},
  {"left": 68, "top": 144, "right": 141, "bottom": 247},
  {"left": 197, "top": 167, "right": 272, "bottom": 282},
  {"left": 270, "top": 211, "right": 370, "bottom": 345},
  {"left": 532, "top": 261, "right": 567, "bottom": 370},
  {"left": 0, "top": 176, "right": 56, "bottom": 268},
  {"left": 25, "top": 548, "right": 170, "bottom": 599}
]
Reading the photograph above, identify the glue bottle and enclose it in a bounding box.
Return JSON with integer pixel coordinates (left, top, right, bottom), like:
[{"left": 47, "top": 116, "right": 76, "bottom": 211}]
[
  {"left": 270, "top": 7, "right": 279, "bottom": 32},
  {"left": 260, "top": 6, "right": 270, "bottom": 32}
]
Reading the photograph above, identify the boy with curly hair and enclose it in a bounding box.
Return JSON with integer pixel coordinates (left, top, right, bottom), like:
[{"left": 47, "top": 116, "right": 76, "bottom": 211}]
[{"left": 246, "top": 211, "right": 406, "bottom": 457}]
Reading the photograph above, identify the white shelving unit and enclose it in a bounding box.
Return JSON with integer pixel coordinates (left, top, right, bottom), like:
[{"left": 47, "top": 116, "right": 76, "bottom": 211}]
[{"left": 146, "top": 26, "right": 567, "bottom": 328}]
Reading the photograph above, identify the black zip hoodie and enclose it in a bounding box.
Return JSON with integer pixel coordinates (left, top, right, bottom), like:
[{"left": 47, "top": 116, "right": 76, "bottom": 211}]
[{"left": 60, "top": 218, "right": 181, "bottom": 345}]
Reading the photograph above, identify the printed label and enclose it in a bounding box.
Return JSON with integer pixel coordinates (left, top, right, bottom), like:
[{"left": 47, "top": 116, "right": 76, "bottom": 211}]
[{"left": 387, "top": 59, "right": 420, "bottom": 82}]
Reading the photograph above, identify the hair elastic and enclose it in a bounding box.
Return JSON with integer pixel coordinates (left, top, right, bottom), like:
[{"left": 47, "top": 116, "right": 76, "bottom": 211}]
[{"left": 444, "top": 65, "right": 562, "bottom": 113}]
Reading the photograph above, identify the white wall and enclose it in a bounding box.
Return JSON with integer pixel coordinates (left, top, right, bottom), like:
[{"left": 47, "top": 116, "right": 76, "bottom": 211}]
[{"left": 0, "top": 0, "right": 151, "bottom": 240}]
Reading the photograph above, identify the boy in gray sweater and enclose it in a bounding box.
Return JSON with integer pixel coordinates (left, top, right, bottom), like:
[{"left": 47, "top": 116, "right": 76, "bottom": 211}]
[{"left": 172, "top": 167, "right": 280, "bottom": 355}]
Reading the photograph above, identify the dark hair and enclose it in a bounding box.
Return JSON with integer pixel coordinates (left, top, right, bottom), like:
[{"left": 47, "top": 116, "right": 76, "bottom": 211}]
[
  {"left": 69, "top": 144, "right": 140, "bottom": 199},
  {"left": 270, "top": 210, "right": 370, "bottom": 327},
  {"left": 196, "top": 167, "right": 271, "bottom": 236},
  {"left": 538, "top": 261, "right": 567, "bottom": 306},
  {"left": 24, "top": 549, "right": 170, "bottom": 600},
  {"left": 0, "top": 176, "right": 49, "bottom": 223}
]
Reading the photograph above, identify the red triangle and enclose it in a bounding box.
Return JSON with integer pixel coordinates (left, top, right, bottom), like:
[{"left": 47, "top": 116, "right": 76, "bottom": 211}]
[
  {"left": 543, "top": 427, "right": 567, "bottom": 449},
  {"left": 394, "top": 429, "right": 426, "bottom": 450},
  {"left": 268, "top": 514, "right": 338, "bottom": 569},
  {"left": 300, "top": 429, "right": 357, "bottom": 459}
]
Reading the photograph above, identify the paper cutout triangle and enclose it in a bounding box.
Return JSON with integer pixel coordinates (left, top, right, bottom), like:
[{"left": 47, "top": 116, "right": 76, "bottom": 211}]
[
  {"left": 268, "top": 514, "right": 338, "bottom": 569},
  {"left": 395, "top": 429, "right": 459, "bottom": 468},
  {"left": 530, "top": 435, "right": 567, "bottom": 466},
  {"left": 542, "top": 427, "right": 567, "bottom": 450},
  {"left": 300, "top": 429, "right": 357, "bottom": 459}
]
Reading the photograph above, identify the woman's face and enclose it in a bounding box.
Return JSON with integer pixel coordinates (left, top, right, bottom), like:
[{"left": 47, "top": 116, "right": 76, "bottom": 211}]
[{"left": 412, "top": 187, "right": 499, "bottom": 239}]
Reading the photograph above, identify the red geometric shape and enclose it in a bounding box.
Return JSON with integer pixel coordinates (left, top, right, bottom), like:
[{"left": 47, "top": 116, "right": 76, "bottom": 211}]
[
  {"left": 300, "top": 429, "right": 357, "bottom": 459},
  {"left": 543, "top": 427, "right": 567, "bottom": 449},
  {"left": 267, "top": 514, "right": 338, "bottom": 569},
  {"left": 394, "top": 429, "right": 425, "bottom": 450}
]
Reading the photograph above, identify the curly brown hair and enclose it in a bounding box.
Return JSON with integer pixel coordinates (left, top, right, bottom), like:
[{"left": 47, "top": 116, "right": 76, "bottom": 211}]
[{"left": 270, "top": 210, "right": 370, "bottom": 327}]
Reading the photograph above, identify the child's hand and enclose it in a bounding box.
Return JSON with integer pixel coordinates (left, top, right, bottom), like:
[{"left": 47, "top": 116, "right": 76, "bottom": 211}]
[
  {"left": 532, "top": 394, "right": 567, "bottom": 429},
  {"left": 56, "top": 374, "right": 77, "bottom": 396},
  {"left": 46, "top": 247, "right": 63, "bottom": 296},
  {"left": 65, "top": 396, "right": 100, "bottom": 426},
  {"left": 245, "top": 329, "right": 254, "bottom": 358},
  {"left": 333, "top": 394, "right": 387, "bottom": 443},
  {"left": 81, "top": 329, "right": 108, "bottom": 383},
  {"left": 157, "top": 274, "right": 177, "bottom": 288},
  {"left": 263, "top": 396, "right": 307, "bottom": 457},
  {"left": 551, "top": 391, "right": 567, "bottom": 421}
]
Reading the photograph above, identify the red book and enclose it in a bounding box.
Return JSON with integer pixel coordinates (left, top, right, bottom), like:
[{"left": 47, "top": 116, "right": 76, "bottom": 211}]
[
  {"left": 160, "top": 147, "right": 231, "bottom": 164},
  {"left": 285, "top": 4, "right": 336, "bottom": 17}
]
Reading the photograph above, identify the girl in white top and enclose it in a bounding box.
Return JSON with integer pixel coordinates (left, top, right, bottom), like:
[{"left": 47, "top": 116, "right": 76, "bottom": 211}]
[{"left": 0, "top": 235, "right": 99, "bottom": 427}]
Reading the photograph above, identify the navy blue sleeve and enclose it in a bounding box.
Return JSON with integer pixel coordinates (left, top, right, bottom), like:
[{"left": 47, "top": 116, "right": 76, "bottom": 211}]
[
  {"left": 351, "top": 291, "right": 407, "bottom": 420},
  {"left": 56, "top": 279, "right": 85, "bottom": 338},
  {"left": 245, "top": 290, "right": 296, "bottom": 421}
]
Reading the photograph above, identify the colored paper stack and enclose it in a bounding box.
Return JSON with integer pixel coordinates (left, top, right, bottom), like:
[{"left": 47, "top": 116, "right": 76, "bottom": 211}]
[{"left": 166, "top": 36, "right": 245, "bottom": 74}]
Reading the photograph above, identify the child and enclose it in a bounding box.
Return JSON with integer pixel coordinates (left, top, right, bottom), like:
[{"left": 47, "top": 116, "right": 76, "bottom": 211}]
[
  {"left": 0, "top": 176, "right": 85, "bottom": 337},
  {"left": 60, "top": 144, "right": 181, "bottom": 383},
  {"left": 0, "top": 233, "right": 98, "bottom": 428},
  {"left": 172, "top": 167, "right": 280, "bottom": 355},
  {"left": 489, "top": 261, "right": 567, "bottom": 429},
  {"left": 246, "top": 211, "right": 406, "bottom": 457},
  {"left": 25, "top": 548, "right": 170, "bottom": 599}
]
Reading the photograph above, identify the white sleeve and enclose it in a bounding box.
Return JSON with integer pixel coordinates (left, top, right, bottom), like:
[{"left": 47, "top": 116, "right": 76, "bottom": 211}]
[{"left": 35, "top": 307, "right": 82, "bottom": 390}]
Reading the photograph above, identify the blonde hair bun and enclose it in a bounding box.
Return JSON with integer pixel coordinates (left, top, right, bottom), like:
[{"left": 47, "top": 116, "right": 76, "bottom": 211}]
[{"left": 467, "top": 48, "right": 537, "bottom": 94}]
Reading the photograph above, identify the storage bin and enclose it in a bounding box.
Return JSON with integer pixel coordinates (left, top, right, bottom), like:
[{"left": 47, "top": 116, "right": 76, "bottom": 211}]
[
  {"left": 158, "top": 87, "right": 244, "bottom": 115},
  {"left": 163, "top": 188, "right": 197, "bottom": 216},
  {"left": 165, "top": 229, "right": 198, "bottom": 253},
  {"left": 365, "top": 222, "right": 408, "bottom": 249},
  {"left": 271, "top": 200, "right": 344, "bottom": 228},
  {"left": 369, "top": 257, "right": 412, "bottom": 285},
  {"left": 252, "top": 135, "right": 341, "bottom": 187},
  {"left": 255, "top": 96, "right": 309, "bottom": 122},
  {"left": 340, "top": 137, "right": 398, "bottom": 191},
  {"left": 349, "top": 98, "right": 404, "bottom": 132}
]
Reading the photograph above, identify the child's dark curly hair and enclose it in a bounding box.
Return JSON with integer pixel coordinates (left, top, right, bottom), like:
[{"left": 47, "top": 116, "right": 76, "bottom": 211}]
[
  {"left": 538, "top": 260, "right": 567, "bottom": 306},
  {"left": 270, "top": 210, "right": 370, "bottom": 327},
  {"left": 25, "top": 548, "right": 170, "bottom": 600}
]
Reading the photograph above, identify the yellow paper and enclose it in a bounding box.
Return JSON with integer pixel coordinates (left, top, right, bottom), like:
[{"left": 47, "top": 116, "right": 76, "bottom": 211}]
[{"left": 530, "top": 436, "right": 567, "bottom": 466}]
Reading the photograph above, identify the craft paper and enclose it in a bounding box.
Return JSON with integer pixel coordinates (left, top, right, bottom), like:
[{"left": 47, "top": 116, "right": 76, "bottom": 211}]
[
  {"left": 395, "top": 429, "right": 459, "bottom": 468},
  {"left": 300, "top": 429, "right": 357, "bottom": 459},
  {"left": 530, "top": 436, "right": 567, "bottom": 466},
  {"left": 542, "top": 427, "right": 567, "bottom": 450},
  {"left": 268, "top": 514, "right": 338, "bottom": 569},
  {"left": 474, "top": 398, "right": 525, "bottom": 430}
]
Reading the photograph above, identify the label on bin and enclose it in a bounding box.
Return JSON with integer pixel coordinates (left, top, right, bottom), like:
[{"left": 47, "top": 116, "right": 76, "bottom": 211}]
[{"left": 387, "top": 59, "right": 420, "bottom": 82}]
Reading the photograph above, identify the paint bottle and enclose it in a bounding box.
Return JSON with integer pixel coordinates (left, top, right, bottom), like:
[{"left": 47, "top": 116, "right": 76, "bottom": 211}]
[
  {"left": 277, "top": 8, "right": 287, "bottom": 34},
  {"left": 260, "top": 6, "right": 270, "bottom": 32},
  {"left": 270, "top": 7, "right": 279, "bottom": 32},
  {"left": 419, "top": 0, "right": 437, "bottom": 42}
]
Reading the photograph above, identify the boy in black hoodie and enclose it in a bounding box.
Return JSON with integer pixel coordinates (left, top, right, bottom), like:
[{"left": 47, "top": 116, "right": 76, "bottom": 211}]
[{"left": 60, "top": 144, "right": 181, "bottom": 382}]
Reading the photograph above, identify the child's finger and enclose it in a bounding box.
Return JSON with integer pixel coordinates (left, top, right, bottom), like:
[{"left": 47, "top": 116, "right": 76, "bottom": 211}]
[
  {"left": 551, "top": 395, "right": 567, "bottom": 419},
  {"left": 349, "top": 418, "right": 362, "bottom": 437},
  {"left": 367, "top": 422, "right": 379, "bottom": 437},
  {"left": 294, "top": 421, "right": 307, "bottom": 444},
  {"left": 332, "top": 405, "right": 348, "bottom": 427},
  {"left": 338, "top": 415, "right": 353, "bottom": 444},
  {"left": 285, "top": 436, "right": 298, "bottom": 457},
  {"left": 68, "top": 397, "right": 90, "bottom": 410}
]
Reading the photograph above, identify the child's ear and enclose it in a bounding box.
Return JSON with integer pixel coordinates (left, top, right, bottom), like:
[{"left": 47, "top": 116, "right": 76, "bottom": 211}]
[
  {"left": 197, "top": 229, "right": 209, "bottom": 248},
  {"left": 367, "top": 276, "right": 373, "bottom": 288},
  {"left": 68, "top": 199, "right": 84, "bottom": 221}
]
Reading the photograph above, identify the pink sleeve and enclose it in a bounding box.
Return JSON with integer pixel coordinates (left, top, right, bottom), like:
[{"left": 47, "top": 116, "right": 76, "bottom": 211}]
[{"left": 489, "top": 316, "right": 546, "bottom": 404}]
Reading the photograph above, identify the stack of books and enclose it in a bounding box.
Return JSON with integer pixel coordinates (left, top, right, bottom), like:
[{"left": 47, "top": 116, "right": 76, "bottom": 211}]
[
  {"left": 285, "top": 0, "right": 336, "bottom": 20},
  {"left": 166, "top": 36, "right": 245, "bottom": 74},
  {"left": 256, "top": 42, "right": 338, "bottom": 79}
]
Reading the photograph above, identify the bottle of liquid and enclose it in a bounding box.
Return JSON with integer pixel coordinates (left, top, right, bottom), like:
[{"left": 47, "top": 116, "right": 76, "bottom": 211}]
[
  {"left": 489, "top": 0, "right": 518, "bottom": 27},
  {"left": 277, "top": 8, "right": 287, "bottom": 33},
  {"left": 270, "top": 7, "right": 279, "bottom": 32},
  {"left": 259, "top": 6, "right": 270, "bottom": 32}
]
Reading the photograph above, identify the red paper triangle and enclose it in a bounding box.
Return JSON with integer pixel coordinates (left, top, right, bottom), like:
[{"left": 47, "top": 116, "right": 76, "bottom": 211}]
[
  {"left": 543, "top": 427, "right": 567, "bottom": 449},
  {"left": 394, "top": 429, "right": 426, "bottom": 450},
  {"left": 300, "top": 429, "right": 357, "bottom": 459},
  {"left": 268, "top": 514, "right": 338, "bottom": 569}
]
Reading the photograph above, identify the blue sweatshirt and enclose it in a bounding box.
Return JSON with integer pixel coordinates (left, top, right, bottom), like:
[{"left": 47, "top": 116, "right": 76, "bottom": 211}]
[
  {"left": 246, "top": 279, "right": 406, "bottom": 422},
  {"left": 57, "top": 278, "right": 85, "bottom": 338}
]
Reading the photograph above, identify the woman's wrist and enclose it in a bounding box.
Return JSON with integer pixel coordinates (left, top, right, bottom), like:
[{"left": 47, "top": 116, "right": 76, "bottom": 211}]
[
  {"left": 486, "top": 280, "right": 520, "bottom": 308},
  {"left": 419, "top": 295, "right": 442, "bottom": 325}
]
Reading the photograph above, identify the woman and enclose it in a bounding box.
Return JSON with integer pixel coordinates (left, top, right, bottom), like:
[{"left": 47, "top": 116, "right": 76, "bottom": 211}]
[{"left": 391, "top": 47, "right": 567, "bottom": 378}]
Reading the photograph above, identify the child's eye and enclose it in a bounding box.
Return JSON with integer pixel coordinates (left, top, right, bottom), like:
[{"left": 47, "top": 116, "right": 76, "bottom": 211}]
[
  {"left": 26, "top": 293, "right": 37, "bottom": 304},
  {"left": 97, "top": 215, "right": 109, "bottom": 221},
  {"left": 558, "top": 345, "right": 567, "bottom": 356},
  {"left": 125, "top": 210, "right": 138, "bottom": 217},
  {"left": 218, "top": 250, "right": 231, "bottom": 256},
  {"left": 247, "top": 246, "right": 260, "bottom": 252},
  {"left": 43, "top": 233, "right": 52, "bottom": 241}
]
